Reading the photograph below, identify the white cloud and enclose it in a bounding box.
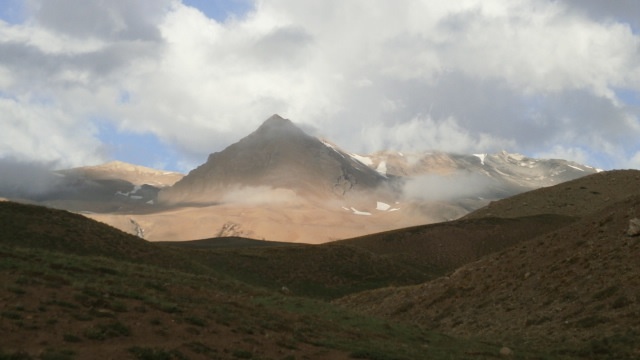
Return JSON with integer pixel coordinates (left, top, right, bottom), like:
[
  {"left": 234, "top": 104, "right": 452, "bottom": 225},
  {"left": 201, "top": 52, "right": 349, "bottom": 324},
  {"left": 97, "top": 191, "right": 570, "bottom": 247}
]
[
  {"left": 0, "top": 97, "right": 103, "bottom": 167},
  {"left": 0, "top": 0, "right": 639, "bottom": 172},
  {"left": 629, "top": 152, "right": 640, "bottom": 169},
  {"left": 533, "top": 145, "right": 590, "bottom": 165},
  {"left": 403, "top": 171, "right": 497, "bottom": 201}
]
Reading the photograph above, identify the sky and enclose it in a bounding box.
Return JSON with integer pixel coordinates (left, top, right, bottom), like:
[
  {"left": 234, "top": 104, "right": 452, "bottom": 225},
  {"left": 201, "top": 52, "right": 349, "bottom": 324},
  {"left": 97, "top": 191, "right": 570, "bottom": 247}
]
[{"left": 0, "top": 0, "right": 639, "bottom": 173}]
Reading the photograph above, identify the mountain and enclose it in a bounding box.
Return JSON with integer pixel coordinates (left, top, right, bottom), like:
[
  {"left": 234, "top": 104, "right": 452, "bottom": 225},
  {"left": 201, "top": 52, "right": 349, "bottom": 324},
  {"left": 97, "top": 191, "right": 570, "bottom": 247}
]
[
  {"left": 60, "top": 160, "right": 183, "bottom": 188},
  {"left": 0, "top": 114, "right": 600, "bottom": 243},
  {"left": 358, "top": 149, "right": 599, "bottom": 200},
  {"left": 335, "top": 169, "right": 640, "bottom": 355},
  {"left": 27, "top": 161, "right": 184, "bottom": 213},
  {"left": 158, "top": 115, "right": 392, "bottom": 205}
]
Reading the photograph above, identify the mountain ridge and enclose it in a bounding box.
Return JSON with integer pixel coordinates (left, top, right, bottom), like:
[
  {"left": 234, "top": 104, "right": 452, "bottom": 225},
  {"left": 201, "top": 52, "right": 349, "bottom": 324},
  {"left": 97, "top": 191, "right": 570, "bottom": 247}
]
[{"left": 1, "top": 114, "right": 603, "bottom": 243}]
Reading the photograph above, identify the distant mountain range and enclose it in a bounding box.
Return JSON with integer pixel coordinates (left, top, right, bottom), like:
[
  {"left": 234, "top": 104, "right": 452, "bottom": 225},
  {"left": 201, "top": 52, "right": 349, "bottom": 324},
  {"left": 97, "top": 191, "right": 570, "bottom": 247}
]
[{"left": 1, "top": 114, "right": 599, "bottom": 242}]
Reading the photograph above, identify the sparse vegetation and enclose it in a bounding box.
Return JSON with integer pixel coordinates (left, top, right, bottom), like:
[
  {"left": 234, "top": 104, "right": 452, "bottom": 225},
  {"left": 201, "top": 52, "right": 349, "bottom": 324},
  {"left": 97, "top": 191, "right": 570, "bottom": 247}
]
[{"left": 3, "top": 172, "right": 640, "bottom": 360}]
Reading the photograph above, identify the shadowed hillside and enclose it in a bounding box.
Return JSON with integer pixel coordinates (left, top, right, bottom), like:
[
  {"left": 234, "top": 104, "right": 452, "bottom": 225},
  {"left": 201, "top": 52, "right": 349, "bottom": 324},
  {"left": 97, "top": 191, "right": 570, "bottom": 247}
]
[
  {"left": 336, "top": 170, "right": 640, "bottom": 358},
  {"left": 0, "top": 201, "right": 210, "bottom": 274},
  {"left": 3, "top": 170, "right": 640, "bottom": 358},
  {"left": 0, "top": 201, "right": 433, "bottom": 299},
  {"left": 465, "top": 169, "right": 640, "bottom": 219},
  {"left": 0, "top": 201, "right": 514, "bottom": 359},
  {"left": 335, "top": 214, "right": 576, "bottom": 272}
]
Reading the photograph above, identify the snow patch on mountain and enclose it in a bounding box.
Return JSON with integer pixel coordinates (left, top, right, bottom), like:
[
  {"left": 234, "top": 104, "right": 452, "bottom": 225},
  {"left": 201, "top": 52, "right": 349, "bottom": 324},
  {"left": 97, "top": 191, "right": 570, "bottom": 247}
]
[
  {"left": 350, "top": 207, "right": 372, "bottom": 216},
  {"left": 320, "top": 139, "right": 345, "bottom": 158},
  {"left": 351, "top": 154, "right": 373, "bottom": 166},
  {"left": 376, "top": 201, "right": 391, "bottom": 211},
  {"left": 567, "top": 164, "right": 585, "bottom": 172},
  {"left": 473, "top": 154, "right": 486, "bottom": 165},
  {"left": 116, "top": 185, "right": 142, "bottom": 197},
  {"left": 376, "top": 161, "right": 388, "bottom": 176}
]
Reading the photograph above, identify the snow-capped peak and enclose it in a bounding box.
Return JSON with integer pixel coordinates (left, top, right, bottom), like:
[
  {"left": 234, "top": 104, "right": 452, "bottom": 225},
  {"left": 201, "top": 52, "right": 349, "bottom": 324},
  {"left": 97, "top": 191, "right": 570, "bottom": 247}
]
[{"left": 473, "top": 153, "right": 486, "bottom": 165}]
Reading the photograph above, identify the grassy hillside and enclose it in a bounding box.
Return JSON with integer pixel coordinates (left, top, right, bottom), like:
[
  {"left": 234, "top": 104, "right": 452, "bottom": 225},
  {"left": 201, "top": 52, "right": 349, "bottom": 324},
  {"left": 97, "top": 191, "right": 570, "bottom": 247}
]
[
  {"left": 335, "top": 213, "right": 576, "bottom": 271},
  {"left": 182, "top": 243, "right": 436, "bottom": 299},
  {"left": 0, "top": 201, "right": 518, "bottom": 359},
  {"left": 162, "top": 214, "right": 576, "bottom": 300},
  {"left": 0, "top": 202, "right": 432, "bottom": 299},
  {"left": 4, "top": 167, "right": 639, "bottom": 359},
  {"left": 336, "top": 177, "right": 640, "bottom": 358}
]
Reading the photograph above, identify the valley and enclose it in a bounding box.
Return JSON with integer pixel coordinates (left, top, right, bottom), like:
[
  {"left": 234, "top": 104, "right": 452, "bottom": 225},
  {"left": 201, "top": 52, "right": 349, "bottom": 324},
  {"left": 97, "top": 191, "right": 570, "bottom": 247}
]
[{"left": 1, "top": 169, "right": 639, "bottom": 359}]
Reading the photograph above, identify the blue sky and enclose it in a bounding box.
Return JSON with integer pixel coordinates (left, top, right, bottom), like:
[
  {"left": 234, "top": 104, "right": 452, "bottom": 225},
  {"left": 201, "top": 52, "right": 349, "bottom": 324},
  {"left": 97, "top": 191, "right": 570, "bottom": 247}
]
[
  {"left": 0, "top": 0, "right": 639, "bottom": 173},
  {"left": 182, "top": 0, "right": 253, "bottom": 22},
  {"left": 0, "top": 0, "right": 26, "bottom": 24}
]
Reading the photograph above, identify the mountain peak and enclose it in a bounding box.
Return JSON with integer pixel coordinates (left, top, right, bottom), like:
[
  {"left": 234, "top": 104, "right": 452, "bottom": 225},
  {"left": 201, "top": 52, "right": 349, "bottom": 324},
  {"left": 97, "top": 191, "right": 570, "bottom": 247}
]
[
  {"left": 263, "top": 114, "right": 289, "bottom": 125},
  {"left": 158, "top": 115, "right": 389, "bottom": 204},
  {"left": 254, "top": 114, "right": 304, "bottom": 136}
]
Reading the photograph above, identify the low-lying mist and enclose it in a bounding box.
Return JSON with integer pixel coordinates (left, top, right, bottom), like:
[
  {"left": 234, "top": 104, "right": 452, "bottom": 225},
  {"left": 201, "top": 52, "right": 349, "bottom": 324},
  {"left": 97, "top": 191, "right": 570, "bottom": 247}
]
[
  {"left": 402, "top": 171, "right": 497, "bottom": 202},
  {"left": 0, "top": 158, "right": 64, "bottom": 200},
  {"left": 220, "top": 186, "right": 302, "bottom": 205}
]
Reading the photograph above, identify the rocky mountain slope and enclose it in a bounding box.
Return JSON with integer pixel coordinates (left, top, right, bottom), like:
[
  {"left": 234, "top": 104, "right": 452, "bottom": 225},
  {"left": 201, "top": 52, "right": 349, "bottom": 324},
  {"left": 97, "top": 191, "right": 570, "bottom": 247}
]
[
  {"left": 335, "top": 170, "right": 640, "bottom": 355},
  {"left": 364, "top": 150, "right": 597, "bottom": 187},
  {"left": 158, "top": 115, "right": 392, "bottom": 205},
  {"left": 9, "top": 161, "right": 185, "bottom": 213},
  {"left": 60, "top": 160, "right": 183, "bottom": 188}
]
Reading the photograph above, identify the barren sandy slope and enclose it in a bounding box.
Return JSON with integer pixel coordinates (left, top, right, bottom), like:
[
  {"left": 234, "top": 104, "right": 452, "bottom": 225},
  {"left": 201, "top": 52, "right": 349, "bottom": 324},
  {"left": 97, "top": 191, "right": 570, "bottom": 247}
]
[{"left": 86, "top": 199, "right": 464, "bottom": 243}]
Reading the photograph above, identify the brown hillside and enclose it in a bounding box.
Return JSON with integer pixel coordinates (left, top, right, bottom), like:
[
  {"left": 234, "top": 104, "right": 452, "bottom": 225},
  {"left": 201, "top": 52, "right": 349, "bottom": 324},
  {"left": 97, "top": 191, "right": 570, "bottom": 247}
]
[
  {"left": 0, "top": 202, "right": 515, "bottom": 359},
  {"left": 336, "top": 214, "right": 576, "bottom": 272},
  {"left": 465, "top": 169, "right": 640, "bottom": 219},
  {"left": 0, "top": 201, "right": 218, "bottom": 275},
  {"left": 336, "top": 192, "right": 640, "bottom": 354}
]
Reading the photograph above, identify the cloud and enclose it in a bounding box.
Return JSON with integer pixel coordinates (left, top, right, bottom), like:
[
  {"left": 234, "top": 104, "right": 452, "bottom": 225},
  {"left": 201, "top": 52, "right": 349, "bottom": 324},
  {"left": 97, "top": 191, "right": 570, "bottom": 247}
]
[
  {"left": 0, "top": 97, "right": 104, "bottom": 166},
  {"left": 0, "top": 0, "right": 639, "bottom": 172},
  {"left": 26, "top": 0, "right": 172, "bottom": 41},
  {"left": 558, "top": 0, "right": 640, "bottom": 31},
  {"left": 0, "top": 158, "right": 64, "bottom": 199},
  {"left": 629, "top": 153, "right": 640, "bottom": 170},
  {"left": 220, "top": 186, "right": 300, "bottom": 204},
  {"left": 402, "top": 171, "right": 497, "bottom": 202}
]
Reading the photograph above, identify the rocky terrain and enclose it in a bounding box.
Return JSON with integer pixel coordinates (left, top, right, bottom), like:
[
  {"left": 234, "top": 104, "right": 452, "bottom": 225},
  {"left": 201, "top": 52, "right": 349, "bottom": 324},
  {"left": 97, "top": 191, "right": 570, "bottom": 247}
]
[{"left": 158, "top": 115, "right": 393, "bottom": 205}]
